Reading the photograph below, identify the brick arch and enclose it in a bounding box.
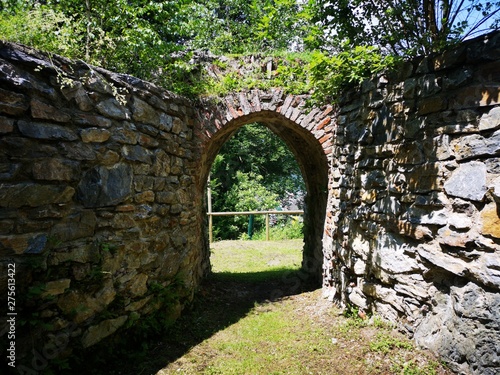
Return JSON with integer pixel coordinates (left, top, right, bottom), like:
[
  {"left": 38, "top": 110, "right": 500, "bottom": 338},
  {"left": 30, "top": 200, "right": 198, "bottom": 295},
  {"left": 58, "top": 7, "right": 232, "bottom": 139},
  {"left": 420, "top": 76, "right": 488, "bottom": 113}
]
[{"left": 194, "top": 89, "right": 336, "bottom": 282}]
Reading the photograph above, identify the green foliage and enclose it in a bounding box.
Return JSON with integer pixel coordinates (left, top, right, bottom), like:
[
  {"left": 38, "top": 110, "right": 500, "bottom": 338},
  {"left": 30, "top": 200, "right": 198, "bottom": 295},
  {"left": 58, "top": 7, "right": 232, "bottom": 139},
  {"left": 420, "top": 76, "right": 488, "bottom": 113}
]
[
  {"left": 186, "top": 0, "right": 313, "bottom": 54},
  {"left": 0, "top": 4, "right": 82, "bottom": 57},
  {"left": 370, "top": 332, "right": 414, "bottom": 354},
  {"left": 309, "top": 47, "right": 401, "bottom": 104},
  {"left": 307, "top": 0, "right": 500, "bottom": 57},
  {"left": 213, "top": 171, "right": 280, "bottom": 240},
  {"left": 228, "top": 172, "right": 279, "bottom": 212},
  {"left": 252, "top": 217, "right": 304, "bottom": 241},
  {"left": 391, "top": 360, "right": 441, "bottom": 375},
  {"left": 2, "top": 0, "right": 499, "bottom": 105}
]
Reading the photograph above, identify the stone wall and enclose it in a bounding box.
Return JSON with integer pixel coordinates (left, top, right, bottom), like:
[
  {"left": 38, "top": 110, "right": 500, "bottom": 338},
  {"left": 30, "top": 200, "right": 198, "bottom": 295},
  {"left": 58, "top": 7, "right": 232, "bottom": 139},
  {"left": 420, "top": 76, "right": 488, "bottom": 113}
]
[
  {"left": 0, "top": 42, "right": 209, "bottom": 370},
  {"left": 323, "top": 32, "right": 500, "bottom": 374}
]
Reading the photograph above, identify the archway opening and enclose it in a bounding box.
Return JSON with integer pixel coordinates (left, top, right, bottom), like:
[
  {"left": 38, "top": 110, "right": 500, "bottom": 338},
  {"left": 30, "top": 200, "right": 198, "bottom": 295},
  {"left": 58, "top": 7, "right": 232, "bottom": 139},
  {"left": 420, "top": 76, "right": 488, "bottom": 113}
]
[
  {"left": 208, "top": 122, "right": 305, "bottom": 242},
  {"left": 198, "top": 110, "right": 329, "bottom": 285}
]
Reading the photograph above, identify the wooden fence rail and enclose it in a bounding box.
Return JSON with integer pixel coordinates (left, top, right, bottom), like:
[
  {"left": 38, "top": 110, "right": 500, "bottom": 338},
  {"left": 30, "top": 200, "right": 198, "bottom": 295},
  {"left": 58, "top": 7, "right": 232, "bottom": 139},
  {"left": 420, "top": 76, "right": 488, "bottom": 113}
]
[{"left": 207, "top": 210, "right": 304, "bottom": 242}]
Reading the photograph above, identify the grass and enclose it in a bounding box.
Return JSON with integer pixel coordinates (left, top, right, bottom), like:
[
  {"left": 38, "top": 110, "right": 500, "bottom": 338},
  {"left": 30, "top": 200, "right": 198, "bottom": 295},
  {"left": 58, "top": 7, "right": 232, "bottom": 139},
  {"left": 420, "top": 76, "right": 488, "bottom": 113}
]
[
  {"left": 74, "top": 240, "right": 451, "bottom": 375},
  {"left": 210, "top": 239, "right": 303, "bottom": 274}
]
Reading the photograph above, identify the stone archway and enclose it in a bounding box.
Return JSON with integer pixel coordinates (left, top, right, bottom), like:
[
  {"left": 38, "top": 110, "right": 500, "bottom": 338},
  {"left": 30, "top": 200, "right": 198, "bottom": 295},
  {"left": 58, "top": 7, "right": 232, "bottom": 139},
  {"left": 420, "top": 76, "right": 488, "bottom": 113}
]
[{"left": 194, "top": 89, "right": 335, "bottom": 283}]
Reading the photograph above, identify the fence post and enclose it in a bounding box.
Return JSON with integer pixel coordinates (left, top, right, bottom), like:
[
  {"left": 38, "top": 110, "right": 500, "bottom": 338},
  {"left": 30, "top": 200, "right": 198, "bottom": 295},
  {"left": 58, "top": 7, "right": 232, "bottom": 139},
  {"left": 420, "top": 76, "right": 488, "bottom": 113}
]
[
  {"left": 265, "top": 213, "right": 270, "bottom": 241},
  {"left": 209, "top": 215, "right": 213, "bottom": 243},
  {"left": 248, "top": 214, "right": 254, "bottom": 239},
  {"left": 208, "top": 174, "right": 213, "bottom": 243}
]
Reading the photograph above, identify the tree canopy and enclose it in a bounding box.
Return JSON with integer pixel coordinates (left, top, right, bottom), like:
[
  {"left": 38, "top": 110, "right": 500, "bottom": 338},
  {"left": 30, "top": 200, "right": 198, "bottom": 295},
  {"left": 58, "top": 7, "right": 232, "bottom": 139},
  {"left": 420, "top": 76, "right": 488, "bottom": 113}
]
[
  {"left": 1, "top": 1, "right": 499, "bottom": 100},
  {"left": 308, "top": 0, "right": 500, "bottom": 56}
]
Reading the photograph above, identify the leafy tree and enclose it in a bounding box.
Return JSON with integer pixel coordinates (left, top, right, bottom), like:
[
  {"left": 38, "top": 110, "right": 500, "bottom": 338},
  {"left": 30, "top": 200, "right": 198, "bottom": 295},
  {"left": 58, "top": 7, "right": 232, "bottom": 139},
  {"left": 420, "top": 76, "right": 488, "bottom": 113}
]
[
  {"left": 0, "top": 0, "right": 193, "bottom": 80},
  {"left": 0, "top": 2, "right": 82, "bottom": 57},
  {"left": 210, "top": 123, "right": 305, "bottom": 203},
  {"left": 186, "top": 0, "right": 314, "bottom": 53},
  {"left": 227, "top": 171, "right": 280, "bottom": 212},
  {"left": 307, "top": 0, "right": 500, "bottom": 56}
]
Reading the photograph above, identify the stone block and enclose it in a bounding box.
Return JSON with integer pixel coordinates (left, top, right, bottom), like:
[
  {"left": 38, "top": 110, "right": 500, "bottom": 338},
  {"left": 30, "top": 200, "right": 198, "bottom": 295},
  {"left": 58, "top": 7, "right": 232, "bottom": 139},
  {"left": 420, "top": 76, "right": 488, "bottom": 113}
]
[
  {"left": 372, "top": 231, "right": 420, "bottom": 274},
  {"left": 0, "top": 183, "right": 74, "bottom": 208},
  {"left": 393, "top": 274, "right": 430, "bottom": 300},
  {"left": 0, "top": 116, "right": 14, "bottom": 133},
  {"left": 0, "top": 233, "right": 47, "bottom": 255},
  {"left": 122, "top": 145, "right": 153, "bottom": 164},
  {"left": 407, "top": 163, "right": 443, "bottom": 193},
  {"left": 450, "top": 130, "right": 500, "bottom": 160},
  {"left": 132, "top": 97, "right": 160, "bottom": 126},
  {"left": 448, "top": 213, "right": 473, "bottom": 230},
  {"left": 481, "top": 202, "right": 500, "bottom": 238},
  {"left": 478, "top": 106, "right": 500, "bottom": 131},
  {"left": 135, "top": 191, "right": 155, "bottom": 204},
  {"left": 50, "top": 211, "right": 97, "bottom": 242},
  {"left": 30, "top": 99, "right": 71, "bottom": 122},
  {"left": 136, "top": 133, "right": 158, "bottom": 148},
  {"left": 362, "top": 282, "right": 405, "bottom": 313},
  {"left": 348, "top": 288, "right": 368, "bottom": 309},
  {"left": 81, "top": 316, "right": 128, "bottom": 348},
  {"left": 32, "top": 158, "right": 76, "bottom": 181},
  {"left": 73, "top": 113, "right": 112, "bottom": 128},
  {"left": 371, "top": 196, "right": 401, "bottom": 216},
  {"left": 402, "top": 206, "right": 448, "bottom": 226},
  {"left": 42, "top": 279, "right": 71, "bottom": 298},
  {"left": 418, "top": 96, "right": 446, "bottom": 115},
  {"left": 100, "top": 150, "right": 120, "bottom": 166},
  {"left": 417, "top": 243, "right": 467, "bottom": 277},
  {"left": 111, "top": 213, "right": 136, "bottom": 229},
  {"left": 156, "top": 191, "right": 176, "bottom": 204},
  {"left": 394, "top": 143, "right": 424, "bottom": 165},
  {"left": 60, "top": 81, "right": 93, "bottom": 111},
  {"left": 61, "top": 142, "right": 96, "bottom": 161},
  {"left": 125, "top": 295, "right": 152, "bottom": 312},
  {"left": 397, "top": 221, "right": 433, "bottom": 240},
  {"left": 96, "top": 98, "right": 130, "bottom": 120},
  {"left": 48, "top": 243, "right": 96, "bottom": 265},
  {"left": 0, "top": 88, "right": 27, "bottom": 115},
  {"left": 76, "top": 164, "right": 132, "bottom": 208},
  {"left": 80, "top": 128, "right": 111, "bottom": 143},
  {"left": 151, "top": 150, "right": 171, "bottom": 177},
  {"left": 444, "top": 161, "right": 487, "bottom": 201},
  {"left": 124, "top": 273, "right": 148, "bottom": 297},
  {"left": 112, "top": 123, "right": 138, "bottom": 144},
  {"left": 437, "top": 226, "right": 474, "bottom": 248},
  {"left": 18, "top": 121, "right": 78, "bottom": 141}
]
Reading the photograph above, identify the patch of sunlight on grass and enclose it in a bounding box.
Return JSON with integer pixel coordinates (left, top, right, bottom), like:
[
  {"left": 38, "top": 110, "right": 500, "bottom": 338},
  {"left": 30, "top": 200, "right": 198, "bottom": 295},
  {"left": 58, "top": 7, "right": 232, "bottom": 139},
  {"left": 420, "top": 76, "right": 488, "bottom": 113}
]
[
  {"left": 153, "top": 239, "right": 453, "bottom": 375},
  {"left": 210, "top": 239, "right": 303, "bottom": 274}
]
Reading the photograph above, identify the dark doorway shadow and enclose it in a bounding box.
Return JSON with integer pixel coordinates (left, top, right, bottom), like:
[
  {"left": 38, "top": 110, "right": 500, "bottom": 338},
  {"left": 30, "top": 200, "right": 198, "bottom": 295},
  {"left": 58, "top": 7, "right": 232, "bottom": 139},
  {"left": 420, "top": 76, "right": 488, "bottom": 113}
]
[{"left": 67, "top": 268, "right": 317, "bottom": 375}]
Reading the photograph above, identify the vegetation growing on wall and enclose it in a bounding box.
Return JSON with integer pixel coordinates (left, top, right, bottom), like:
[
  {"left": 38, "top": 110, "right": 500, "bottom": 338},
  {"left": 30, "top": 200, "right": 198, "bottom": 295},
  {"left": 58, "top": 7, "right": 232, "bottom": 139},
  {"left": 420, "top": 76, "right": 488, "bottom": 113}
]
[{"left": 1, "top": 1, "right": 498, "bottom": 102}]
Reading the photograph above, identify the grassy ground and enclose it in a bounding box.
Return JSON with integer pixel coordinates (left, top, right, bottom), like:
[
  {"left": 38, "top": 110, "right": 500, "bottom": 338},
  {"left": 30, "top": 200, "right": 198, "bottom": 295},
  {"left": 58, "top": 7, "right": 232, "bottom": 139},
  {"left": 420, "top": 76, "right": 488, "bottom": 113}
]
[{"left": 134, "top": 240, "right": 453, "bottom": 375}]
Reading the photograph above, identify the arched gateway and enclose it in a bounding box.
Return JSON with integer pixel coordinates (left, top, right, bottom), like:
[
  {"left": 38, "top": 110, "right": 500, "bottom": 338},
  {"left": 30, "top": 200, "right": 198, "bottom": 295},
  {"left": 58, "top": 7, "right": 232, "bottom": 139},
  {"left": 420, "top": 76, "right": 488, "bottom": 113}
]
[
  {"left": 193, "top": 90, "right": 335, "bottom": 282},
  {"left": 0, "top": 43, "right": 336, "bottom": 365}
]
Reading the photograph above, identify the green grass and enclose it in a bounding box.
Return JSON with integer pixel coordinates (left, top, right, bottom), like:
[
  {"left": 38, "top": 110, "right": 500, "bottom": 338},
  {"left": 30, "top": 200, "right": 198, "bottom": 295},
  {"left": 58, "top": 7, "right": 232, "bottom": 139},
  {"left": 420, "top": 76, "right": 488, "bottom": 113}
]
[
  {"left": 74, "top": 240, "right": 451, "bottom": 375},
  {"left": 210, "top": 239, "right": 303, "bottom": 275}
]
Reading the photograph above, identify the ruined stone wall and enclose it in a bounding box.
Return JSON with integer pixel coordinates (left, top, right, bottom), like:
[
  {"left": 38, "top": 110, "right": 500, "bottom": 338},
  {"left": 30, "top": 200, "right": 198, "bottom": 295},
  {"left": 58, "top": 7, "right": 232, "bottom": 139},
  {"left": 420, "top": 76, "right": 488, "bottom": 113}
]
[
  {"left": 0, "top": 42, "right": 209, "bottom": 369},
  {"left": 323, "top": 32, "right": 500, "bottom": 374}
]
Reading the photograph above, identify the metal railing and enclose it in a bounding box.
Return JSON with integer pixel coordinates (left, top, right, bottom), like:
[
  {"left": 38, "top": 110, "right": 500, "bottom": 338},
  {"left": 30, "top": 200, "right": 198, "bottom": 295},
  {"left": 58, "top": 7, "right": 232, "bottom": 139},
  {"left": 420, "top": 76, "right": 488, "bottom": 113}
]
[{"left": 207, "top": 210, "right": 304, "bottom": 242}]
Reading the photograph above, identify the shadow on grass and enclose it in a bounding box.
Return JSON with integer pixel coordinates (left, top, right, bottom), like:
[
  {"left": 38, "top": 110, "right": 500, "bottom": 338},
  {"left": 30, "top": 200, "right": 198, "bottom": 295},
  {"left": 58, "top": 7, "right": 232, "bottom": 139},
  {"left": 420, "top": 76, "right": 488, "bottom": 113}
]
[{"left": 77, "top": 267, "right": 318, "bottom": 375}]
